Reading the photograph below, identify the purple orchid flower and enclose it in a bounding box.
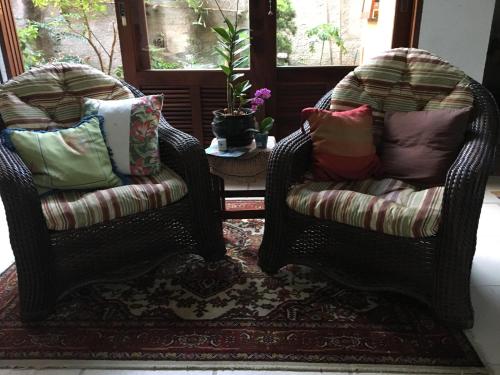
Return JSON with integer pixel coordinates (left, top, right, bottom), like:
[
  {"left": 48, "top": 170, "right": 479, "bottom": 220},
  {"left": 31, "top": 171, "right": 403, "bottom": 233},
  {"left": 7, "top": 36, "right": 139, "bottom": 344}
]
[
  {"left": 251, "top": 96, "right": 265, "bottom": 111},
  {"left": 254, "top": 88, "right": 272, "bottom": 100},
  {"left": 250, "top": 88, "right": 272, "bottom": 111}
]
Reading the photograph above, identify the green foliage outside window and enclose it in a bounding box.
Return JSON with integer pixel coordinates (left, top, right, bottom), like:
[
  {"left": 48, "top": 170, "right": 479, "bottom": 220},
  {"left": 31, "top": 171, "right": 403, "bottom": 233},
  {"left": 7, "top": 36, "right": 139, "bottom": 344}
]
[
  {"left": 31, "top": 0, "right": 118, "bottom": 74},
  {"left": 183, "top": 0, "right": 209, "bottom": 27},
  {"left": 306, "top": 23, "right": 346, "bottom": 65},
  {"left": 276, "top": 0, "right": 297, "bottom": 60},
  {"left": 17, "top": 22, "right": 45, "bottom": 69},
  {"left": 149, "top": 46, "right": 184, "bottom": 69}
]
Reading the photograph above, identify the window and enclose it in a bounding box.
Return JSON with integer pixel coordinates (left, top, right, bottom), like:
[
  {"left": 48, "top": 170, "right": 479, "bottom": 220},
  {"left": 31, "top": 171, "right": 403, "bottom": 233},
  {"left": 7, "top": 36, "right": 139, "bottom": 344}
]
[
  {"left": 277, "top": 0, "right": 396, "bottom": 67},
  {"left": 10, "top": 0, "right": 123, "bottom": 76},
  {"left": 0, "top": 0, "right": 422, "bottom": 142},
  {"left": 144, "top": 0, "right": 250, "bottom": 70},
  {"left": 0, "top": 51, "right": 8, "bottom": 83}
]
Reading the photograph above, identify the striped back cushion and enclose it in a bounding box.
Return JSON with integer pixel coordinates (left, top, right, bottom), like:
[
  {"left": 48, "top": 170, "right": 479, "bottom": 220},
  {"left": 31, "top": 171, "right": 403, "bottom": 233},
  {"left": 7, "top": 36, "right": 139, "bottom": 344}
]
[
  {"left": 0, "top": 63, "right": 133, "bottom": 129},
  {"left": 41, "top": 165, "right": 188, "bottom": 231},
  {"left": 287, "top": 177, "right": 444, "bottom": 238},
  {"left": 330, "top": 48, "right": 473, "bottom": 145}
]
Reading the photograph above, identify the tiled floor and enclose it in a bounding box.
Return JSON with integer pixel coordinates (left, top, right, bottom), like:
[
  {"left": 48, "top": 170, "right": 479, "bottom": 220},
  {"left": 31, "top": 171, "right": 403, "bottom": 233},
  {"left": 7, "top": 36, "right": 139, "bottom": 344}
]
[{"left": 0, "top": 180, "right": 500, "bottom": 375}]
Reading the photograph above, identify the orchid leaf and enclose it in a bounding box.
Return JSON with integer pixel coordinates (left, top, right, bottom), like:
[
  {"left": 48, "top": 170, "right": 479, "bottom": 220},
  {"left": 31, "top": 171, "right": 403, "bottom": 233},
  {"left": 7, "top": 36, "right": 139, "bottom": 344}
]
[
  {"left": 260, "top": 117, "right": 274, "bottom": 133},
  {"left": 233, "top": 80, "right": 251, "bottom": 94},
  {"left": 224, "top": 17, "right": 236, "bottom": 34},
  {"left": 219, "top": 65, "right": 232, "bottom": 76},
  {"left": 231, "top": 73, "right": 245, "bottom": 81},
  {"left": 234, "top": 36, "right": 249, "bottom": 46},
  {"left": 234, "top": 56, "right": 249, "bottom": 68},
  {"left": 236, "top": 28, "right": 249, "bottom": 35},
  {"left": 234, "top": 44, "right": 250, "bottom": 56},
  {"left": 212, "top": 27, "right": 231, "bottom": 42},
  {"left": 214, "top": 47, "right": 230, "bottom": 60}
]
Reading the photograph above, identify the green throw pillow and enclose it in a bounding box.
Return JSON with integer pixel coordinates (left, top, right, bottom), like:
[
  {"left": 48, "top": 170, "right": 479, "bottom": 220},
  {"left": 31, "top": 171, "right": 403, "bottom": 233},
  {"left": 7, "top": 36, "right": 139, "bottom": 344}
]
[{"left": 1, "top": 115, "right": 122, "bottom": 195}]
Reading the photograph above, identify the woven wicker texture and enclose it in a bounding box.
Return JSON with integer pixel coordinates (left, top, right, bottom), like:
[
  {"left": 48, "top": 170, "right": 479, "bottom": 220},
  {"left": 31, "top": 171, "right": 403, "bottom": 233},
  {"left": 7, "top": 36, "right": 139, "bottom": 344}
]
[
  {"left": 207, "top": 137, "right": 276, "bottom": 184},
  {"left": 0, "top": 67, "right": 225, "bottom": 320},
  {"left": 258, "top": 52, "right": 499, "bottom": 328}
]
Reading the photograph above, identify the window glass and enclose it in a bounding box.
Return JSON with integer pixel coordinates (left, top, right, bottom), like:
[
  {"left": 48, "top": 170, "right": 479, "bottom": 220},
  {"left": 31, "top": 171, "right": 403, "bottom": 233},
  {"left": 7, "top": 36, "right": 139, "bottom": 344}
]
[
  {"left": 276, "top": 0, "right": 396, "bottom": 66},
  {"left": 144, "top": 0, "right": 250, "bottom": 70},
  {"left": 12, "top": 0, "right": 123, "bottom": 77},
  {"left": 0, "top": 49, "right": 7, "bottom": 83}
]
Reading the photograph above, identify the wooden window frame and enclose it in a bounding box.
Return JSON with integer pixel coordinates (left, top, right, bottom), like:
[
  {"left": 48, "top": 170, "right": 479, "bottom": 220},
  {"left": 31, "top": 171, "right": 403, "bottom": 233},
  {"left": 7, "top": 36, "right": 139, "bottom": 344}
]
[
  {"left": 115, "top": 0, "right": 423, "bottom": 142},
  {"left": 0, "top": 0, "right": 24, "bottom": 79}
]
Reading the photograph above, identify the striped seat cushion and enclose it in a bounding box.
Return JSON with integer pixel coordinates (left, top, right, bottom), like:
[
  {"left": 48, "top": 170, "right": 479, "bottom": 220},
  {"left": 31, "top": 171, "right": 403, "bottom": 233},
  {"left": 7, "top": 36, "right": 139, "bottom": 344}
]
[
  {"left": 330, "top": 48, "right": 473, "bottom": 145},
  {"left": 41, "top": 165, "right": 187, "bottom": 231},
  {"left": 0, "top": 63, "right": 133, "bottom": 130},
  {"left": 287, "top": 178, "right": 444, "bottom": 238}
]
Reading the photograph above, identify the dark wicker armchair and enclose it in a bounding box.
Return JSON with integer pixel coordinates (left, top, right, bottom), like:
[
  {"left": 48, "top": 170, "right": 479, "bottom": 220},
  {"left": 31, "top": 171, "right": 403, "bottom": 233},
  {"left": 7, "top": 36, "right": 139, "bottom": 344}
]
[
  {"left": 0, "top": 67, "right": 225, "bottom": 321},
  {"left": 259, "top": 53, "right": 499, "bottom": 328}
]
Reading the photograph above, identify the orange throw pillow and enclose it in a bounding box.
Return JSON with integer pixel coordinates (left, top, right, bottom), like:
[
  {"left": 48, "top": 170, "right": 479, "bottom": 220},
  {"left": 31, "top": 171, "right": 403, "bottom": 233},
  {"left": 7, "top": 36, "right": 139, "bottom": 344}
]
[{"left": 302, "top": 105, "right": 381, "bottom": 181}]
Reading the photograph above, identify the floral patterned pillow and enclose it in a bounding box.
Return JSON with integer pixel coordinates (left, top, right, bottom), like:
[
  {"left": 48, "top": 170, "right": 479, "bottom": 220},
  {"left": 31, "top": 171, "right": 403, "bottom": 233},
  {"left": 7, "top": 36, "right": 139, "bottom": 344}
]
[{"left": 82, "top": 95, "right": 163, "bottom": 176}]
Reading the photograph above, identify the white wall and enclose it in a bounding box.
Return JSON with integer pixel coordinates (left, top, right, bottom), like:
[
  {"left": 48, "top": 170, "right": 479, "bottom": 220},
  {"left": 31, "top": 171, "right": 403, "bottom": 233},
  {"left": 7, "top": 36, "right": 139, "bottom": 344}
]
[
  {"left": 418, "top": 0, "right": 495, "bottom": 82},
  {"left": 360, "top": 0, "right": 396, "bottom": 63}
]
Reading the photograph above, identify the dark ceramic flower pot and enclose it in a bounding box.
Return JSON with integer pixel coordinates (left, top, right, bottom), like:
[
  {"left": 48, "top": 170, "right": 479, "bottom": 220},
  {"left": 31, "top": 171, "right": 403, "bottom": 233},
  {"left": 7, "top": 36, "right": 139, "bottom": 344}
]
[{"left": 212, "top": 109, "right": 256, "bottom": 147}]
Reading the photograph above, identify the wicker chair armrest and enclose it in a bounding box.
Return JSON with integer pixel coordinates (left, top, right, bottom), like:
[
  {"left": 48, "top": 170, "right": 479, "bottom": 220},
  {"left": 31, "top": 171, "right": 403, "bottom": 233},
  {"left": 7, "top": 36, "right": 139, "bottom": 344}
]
[
  {"left": 440, "top": 81, "right": 499, "bottom": 233},
  {"left": 0, "top": 142, "right": 45, "bottom": 223},
  {"left": 122, "top": 80, "right": 223, "bottom": 256},
  {"left": 264, "top": 88, "right": 333, "bottom": 209},
  {"left": 0, "top": 142, "right": 35, "bottom": 192},
  {"left": 260, "top": 89, "right": 334, "bottom": 269},
  {"left": 434, "top": 81, "right": 499, "bottom": 305},
  {"left": 0, "top": 142, "right": 53, "bottom": 318},
  {"left": 265, "top": 128, "right": 312, "bottom": 202},
  {"left": 121, "top": 80, "right": 204, "bottom": 179},
  {"left": 157, "top": 117, "right": 207, "bottom": 180},
  {"left": 259, "top": 128, "right": 312, "bottom": 268}
]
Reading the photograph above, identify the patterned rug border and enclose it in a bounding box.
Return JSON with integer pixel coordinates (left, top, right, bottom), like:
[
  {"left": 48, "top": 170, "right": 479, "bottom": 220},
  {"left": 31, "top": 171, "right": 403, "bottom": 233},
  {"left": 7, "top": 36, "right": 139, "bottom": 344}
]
[{"left": 0, "top": 360, "right": 488, "bottom": 374}]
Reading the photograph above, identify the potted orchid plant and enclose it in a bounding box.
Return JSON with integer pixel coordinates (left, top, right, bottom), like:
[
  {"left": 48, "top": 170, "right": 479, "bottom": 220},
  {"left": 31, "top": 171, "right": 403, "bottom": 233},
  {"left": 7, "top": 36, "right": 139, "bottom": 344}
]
[
  {"left": 247, "top": 88, "right": 274, "bottom": 148},
  {"left": 211, "top": 0, "right": 266, "bottom": 147}
]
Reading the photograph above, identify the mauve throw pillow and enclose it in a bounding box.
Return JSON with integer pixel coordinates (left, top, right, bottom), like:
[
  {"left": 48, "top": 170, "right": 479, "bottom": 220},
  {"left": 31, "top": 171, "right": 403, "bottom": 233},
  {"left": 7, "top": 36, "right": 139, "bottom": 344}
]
[
  {"left": 380, "top": 107, "right": 471, "bottom": 185},
  {"left": 303, "top": 105, "right": 382, "bottom": 181}
]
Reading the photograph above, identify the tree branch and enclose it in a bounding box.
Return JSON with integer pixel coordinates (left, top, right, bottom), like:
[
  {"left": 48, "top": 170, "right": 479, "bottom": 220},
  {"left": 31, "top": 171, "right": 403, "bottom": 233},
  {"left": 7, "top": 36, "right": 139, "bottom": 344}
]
[
  {"left": 62, "top": 14, "right": 104, "bottom": 72},
  {"left": 81, "top": 11, "right": 105, "bottom": 72},
  {"left": 107, "top": 23, "right": 117, "bottom": 75}
]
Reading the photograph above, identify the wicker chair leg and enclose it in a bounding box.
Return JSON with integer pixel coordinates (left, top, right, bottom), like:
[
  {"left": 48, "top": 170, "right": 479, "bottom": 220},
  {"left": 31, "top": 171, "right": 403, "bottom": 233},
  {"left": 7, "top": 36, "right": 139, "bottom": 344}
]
[
  {"left": 201, "top": 223, "right": 226, "bottom": 262},
  {"left": 258, "top": 233, "right": 286, "bottom": 274},
  {"left": 432, "top": 272, "right": 475, "bottom": 329},
  {"left": 20, "top": 304, "right": 55, "bottom": 322},
  {"left": 433, "top": 297, "right": 474, "bottom": 329},
  {"left": 18, "top": 278, "right": 56, "bottom": 322},
  {"left": 192, "top": 205, "right": 226, "bottom": 262}
]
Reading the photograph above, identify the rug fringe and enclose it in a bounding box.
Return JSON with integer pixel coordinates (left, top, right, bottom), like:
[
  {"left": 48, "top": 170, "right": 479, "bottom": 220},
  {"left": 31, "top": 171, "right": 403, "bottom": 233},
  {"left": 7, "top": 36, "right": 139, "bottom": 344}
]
[{"left": 0, "top": 360, "right": 488, "bottom": 374}]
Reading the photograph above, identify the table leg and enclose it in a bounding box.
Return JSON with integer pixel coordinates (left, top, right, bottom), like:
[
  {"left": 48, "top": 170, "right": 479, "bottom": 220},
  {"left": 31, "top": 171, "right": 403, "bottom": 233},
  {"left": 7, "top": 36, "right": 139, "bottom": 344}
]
[{"left": 210, "top": 174, "right": 265, "bottom": 219}]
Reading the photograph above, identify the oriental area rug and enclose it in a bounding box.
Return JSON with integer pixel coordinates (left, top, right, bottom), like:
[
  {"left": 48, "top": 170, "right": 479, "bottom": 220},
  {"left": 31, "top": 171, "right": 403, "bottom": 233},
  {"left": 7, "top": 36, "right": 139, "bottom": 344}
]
[{"left": 0, "top": 212, "right": 485, "bottom": 373}]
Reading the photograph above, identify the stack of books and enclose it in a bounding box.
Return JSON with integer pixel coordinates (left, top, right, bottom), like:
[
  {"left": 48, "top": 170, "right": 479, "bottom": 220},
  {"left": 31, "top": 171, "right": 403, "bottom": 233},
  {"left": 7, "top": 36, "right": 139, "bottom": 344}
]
[{"left": 205, "top": 139, "right": 256, "bottom": 158}]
